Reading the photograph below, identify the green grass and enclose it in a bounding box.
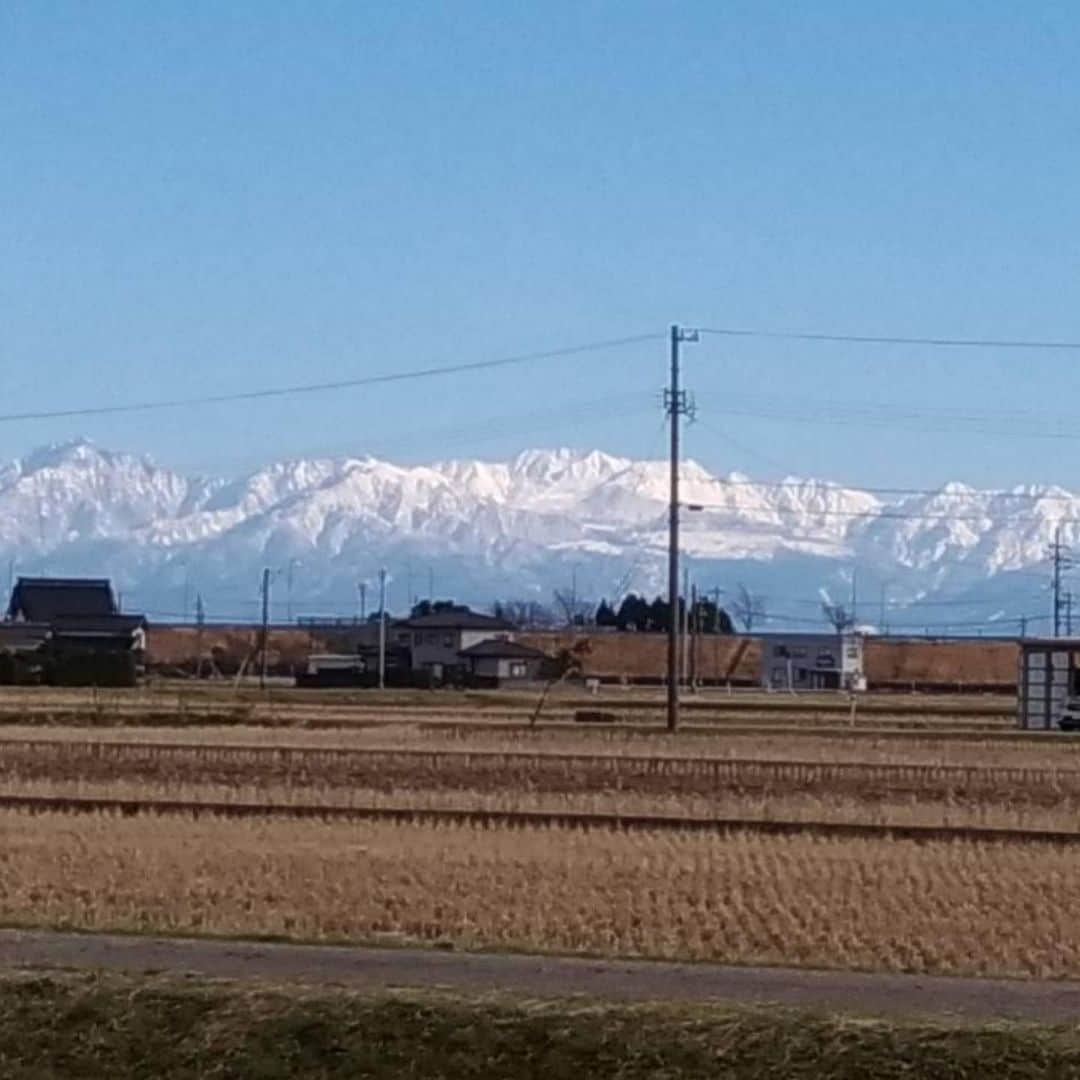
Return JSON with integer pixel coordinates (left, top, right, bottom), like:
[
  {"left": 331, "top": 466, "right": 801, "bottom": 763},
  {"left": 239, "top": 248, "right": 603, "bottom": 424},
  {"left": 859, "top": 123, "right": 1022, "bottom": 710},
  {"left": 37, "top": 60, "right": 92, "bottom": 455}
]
[{"left": 2, "top": 971, "right": 1080, "bottom": 1079}]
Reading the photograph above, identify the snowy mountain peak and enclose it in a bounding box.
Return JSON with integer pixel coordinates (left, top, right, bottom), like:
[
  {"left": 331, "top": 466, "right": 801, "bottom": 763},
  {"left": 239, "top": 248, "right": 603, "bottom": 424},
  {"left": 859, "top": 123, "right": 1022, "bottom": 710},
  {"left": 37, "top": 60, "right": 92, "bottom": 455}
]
[{"left": 0, "top": 442, "right": 1064, "bottom": 625}]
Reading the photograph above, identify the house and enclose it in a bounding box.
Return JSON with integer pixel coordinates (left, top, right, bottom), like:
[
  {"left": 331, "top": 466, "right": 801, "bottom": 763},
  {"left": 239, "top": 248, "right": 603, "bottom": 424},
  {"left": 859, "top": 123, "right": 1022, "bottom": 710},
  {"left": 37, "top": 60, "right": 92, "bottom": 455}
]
[
  {"left": 459, "top": 638, "right": 547, "bottom": 686},
  {"left": 759, "top": 632, "right": 866, "bottom": 692},
  {"left": 402, "top": 608, "right": 516, "bottom": 681},
  {"left": 6, "top": 577, "right": 147, "bottom": 686}
]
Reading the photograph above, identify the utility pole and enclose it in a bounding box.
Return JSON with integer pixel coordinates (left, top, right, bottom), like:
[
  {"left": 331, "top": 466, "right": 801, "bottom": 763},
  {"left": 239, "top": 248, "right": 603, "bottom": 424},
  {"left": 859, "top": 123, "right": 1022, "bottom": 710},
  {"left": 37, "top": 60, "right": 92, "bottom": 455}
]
[
  {"left": 711, "top": 586, "right": 723, "bottom": 633},
  {"left": 681, "top": 567, "right": 691, "bottom": 686},
  {"left": 182, "top": 560, "right": 191, "bottom": 624},
  {"left": 665, "top": 323, "right": 697, "bottom": 732},
  {"left": 286, "top": 558, "right": 300, "bottom": 624},
  {"left": 1050, "top": 526, "right": 1073, "bottom": 637},
  {"left": 690, "top": 582, "right": 700, "bottom": 690},
  {"left": 195, "top": 593, "right": 205, "bottom": 679},
  {"left": 358, "top": 582, "right": 367, "bottom": 622},
  {"left": 428, "top": 567, "right": 435, "bottom": 603},
  {"left": 377, "top": 568, "right": 387, "bottom": 690},
  {"left": 1020, "top": 615, "right": 1028, "bottom": 639},
  {"left": 1068, "top": 591, "right": 1074, "bottom": 637},
  {"left": 879, "top": 582, "right": 888, "bottom": 636},
  {"left": 259, "top": 567, "right": 271, "bottom": 690}
]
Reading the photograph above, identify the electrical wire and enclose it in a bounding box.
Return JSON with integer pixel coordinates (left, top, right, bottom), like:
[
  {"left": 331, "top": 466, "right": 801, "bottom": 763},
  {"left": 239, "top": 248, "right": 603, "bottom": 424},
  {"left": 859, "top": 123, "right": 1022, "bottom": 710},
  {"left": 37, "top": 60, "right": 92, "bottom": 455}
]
[
  {"left": 698, "top": 327, "right": 1080, "bottom": 350},
  {"left": 0, "top": 333, "right": 663, "bottom": 424}
]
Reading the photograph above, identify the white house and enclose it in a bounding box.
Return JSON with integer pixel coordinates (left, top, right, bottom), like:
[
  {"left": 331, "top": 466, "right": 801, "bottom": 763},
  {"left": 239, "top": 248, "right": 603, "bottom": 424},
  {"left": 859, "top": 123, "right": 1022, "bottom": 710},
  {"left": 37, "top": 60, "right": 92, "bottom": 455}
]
[{"left": 759, "top": 632, "right": 866, "bottom": 692}]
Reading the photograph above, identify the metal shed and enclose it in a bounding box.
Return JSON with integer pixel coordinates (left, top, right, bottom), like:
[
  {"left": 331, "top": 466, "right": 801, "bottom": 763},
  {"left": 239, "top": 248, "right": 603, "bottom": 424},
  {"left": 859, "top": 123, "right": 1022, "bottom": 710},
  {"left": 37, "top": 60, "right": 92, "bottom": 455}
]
[{"left": 1017, "top": 638, "right": 1080, "bottom": 730}]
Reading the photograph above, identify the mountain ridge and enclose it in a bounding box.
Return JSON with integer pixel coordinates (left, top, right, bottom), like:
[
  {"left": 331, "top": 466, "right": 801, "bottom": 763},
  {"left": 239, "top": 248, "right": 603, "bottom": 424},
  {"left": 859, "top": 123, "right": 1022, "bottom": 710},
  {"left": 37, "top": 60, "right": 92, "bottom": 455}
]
[{"left": 0, "top": 439, "right": 1067, "bottom": 629}]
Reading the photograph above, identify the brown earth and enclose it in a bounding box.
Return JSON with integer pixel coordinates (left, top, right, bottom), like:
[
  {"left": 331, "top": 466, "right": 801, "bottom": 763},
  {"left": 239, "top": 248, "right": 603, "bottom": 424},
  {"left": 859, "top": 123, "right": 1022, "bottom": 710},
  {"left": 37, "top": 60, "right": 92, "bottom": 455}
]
[{"left": 145, "top": 625, "right": 1020, "bottom": 691}]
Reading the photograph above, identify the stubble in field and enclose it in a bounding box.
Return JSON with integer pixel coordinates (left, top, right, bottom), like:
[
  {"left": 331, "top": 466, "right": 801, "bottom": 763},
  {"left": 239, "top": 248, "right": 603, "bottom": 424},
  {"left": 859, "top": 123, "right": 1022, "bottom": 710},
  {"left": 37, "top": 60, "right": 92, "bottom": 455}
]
[{"left": 2, "top": 810, "right": 1077, "bottom": 979}]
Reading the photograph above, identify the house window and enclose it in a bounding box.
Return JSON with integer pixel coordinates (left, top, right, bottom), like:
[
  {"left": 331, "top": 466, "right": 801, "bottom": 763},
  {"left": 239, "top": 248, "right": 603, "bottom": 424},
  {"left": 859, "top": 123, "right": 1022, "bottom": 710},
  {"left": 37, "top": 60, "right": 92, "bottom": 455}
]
[{"left": 509, "top": 662, "right": 527, "bottom": 678}]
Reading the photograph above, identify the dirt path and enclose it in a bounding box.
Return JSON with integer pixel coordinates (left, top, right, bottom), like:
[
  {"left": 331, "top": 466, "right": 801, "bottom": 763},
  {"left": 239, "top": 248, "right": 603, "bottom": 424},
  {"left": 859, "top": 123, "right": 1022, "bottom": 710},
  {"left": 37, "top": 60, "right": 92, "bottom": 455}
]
[{"left": 2, "top": 929, "right": 1080, "bottom": 1020}]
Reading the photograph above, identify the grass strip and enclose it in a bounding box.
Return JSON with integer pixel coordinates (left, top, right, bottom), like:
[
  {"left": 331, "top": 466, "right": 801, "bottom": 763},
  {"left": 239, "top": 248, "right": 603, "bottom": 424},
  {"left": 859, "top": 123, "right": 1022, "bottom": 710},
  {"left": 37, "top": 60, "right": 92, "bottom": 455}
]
[{"left": 1, "top": 970, "right": 1080, "bottom": 1079}]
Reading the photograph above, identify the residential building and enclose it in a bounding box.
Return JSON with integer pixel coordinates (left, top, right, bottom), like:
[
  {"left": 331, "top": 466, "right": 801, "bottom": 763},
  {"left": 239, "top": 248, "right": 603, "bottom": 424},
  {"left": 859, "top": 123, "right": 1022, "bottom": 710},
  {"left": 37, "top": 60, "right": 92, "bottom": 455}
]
[
  {"left": 759, "top": 631, "right": 866, "bottom": 691},
  {"left": 6, "top": 577, "right": 147, "bottom": 685},
  {"left": 459, "top": 638, "right": 547, "bottom": 686},
  {"left": 402, "top": 609, "right": 516, "bottom": 681}
]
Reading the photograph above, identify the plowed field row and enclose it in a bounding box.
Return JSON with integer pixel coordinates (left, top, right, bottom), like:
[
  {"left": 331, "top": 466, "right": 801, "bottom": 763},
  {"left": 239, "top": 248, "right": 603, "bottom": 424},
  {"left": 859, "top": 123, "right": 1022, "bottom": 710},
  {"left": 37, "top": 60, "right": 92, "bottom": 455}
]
[
  {"left": 3, "top": 739, "right": 1077, "bottom": 799},
  {"left": 2, "top": 793, "right": 1078, "bottom": 846}
]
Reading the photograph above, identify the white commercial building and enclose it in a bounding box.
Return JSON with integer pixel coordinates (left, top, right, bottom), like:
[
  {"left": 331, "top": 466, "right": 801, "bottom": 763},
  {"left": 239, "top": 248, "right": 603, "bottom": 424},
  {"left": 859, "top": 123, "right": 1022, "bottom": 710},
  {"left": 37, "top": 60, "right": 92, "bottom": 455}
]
[{"left": 759, "top": 632, "right": 866, "bottom": 692}]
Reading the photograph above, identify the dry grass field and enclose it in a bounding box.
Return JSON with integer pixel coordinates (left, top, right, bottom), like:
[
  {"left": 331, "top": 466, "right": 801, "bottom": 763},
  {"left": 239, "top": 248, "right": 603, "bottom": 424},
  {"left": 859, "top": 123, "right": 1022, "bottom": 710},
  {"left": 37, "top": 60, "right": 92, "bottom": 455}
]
[
  {"left": 2, "top": 811, "right": 1078, "bottom": 978},
  {"left": 2, "top": 685, "right": 1079, "bottom": 981}
]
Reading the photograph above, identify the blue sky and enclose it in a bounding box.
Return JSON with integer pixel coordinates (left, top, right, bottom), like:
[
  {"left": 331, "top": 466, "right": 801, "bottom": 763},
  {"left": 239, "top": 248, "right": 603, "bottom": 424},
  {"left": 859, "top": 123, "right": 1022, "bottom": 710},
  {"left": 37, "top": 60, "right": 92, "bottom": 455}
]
[{"left": 5, "top": 2, "right": 1080, "bottom": 488}]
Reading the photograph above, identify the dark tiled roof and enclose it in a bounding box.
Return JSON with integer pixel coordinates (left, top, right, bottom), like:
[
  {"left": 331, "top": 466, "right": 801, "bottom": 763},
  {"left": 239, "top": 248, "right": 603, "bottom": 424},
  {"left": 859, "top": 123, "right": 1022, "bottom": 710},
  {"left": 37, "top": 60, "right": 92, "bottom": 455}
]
[
  {"left": 402, "top": 610, "right": 515, "bottom": 631},
  {"left": 0, "top": 623, "right": 51, "bottom": 650},
  {"left": 52, "top": 614, "right": 147, "bottom": 636},
  {"left": 459, "top": 638, "right": 548, "bottom": 660},
  {"left": 8, "top": 578, "right": 117, "bottom": 621}
]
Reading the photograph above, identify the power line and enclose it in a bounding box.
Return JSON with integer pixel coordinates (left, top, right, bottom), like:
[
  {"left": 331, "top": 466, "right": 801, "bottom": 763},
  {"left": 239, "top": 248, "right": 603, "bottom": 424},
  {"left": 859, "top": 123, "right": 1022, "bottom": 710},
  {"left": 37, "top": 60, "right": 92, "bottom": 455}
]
[
  {"left": 698, "top": 327, "right": 1080, "bottom": 351},
  {"left": 704, "top": 475, "right": 1080, "bottom": 504},
  {"left": 172, "top": 389, "right": 659, "bottom": 474},
  {"left": 0, "top": 333, "right": 662, "bottom": 425},
  {"left": 703, "top": 403, "right": 1080, "bottom": 443},
  {"left": 685, "top": 499, "right": 1080, "bottom": 524}
]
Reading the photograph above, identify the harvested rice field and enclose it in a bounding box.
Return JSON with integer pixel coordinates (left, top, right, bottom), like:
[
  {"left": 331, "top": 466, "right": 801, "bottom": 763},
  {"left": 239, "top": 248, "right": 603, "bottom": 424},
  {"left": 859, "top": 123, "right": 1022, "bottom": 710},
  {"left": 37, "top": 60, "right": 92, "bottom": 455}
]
[{"left": 3, "top": 687, "right": 1078, "bottom": 980}]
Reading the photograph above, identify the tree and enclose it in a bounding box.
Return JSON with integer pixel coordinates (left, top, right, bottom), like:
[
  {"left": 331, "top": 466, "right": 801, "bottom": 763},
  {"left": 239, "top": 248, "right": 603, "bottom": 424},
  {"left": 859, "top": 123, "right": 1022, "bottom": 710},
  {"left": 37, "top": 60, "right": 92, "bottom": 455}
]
[
  {"left": 821, "top": 600, "right": 855, "bottom": 633},
  {"left": 732, "top": 584, "right": 766, "bottom": 632},
  {"left": 615, "top": 593, "right": 650, "bottom": 631},
  {"left": 410, "top": 599, "right": 466, "bottom": 619},
  {"left": 492, "top": 599, "right": 555, "bottom": 628},
  {"left": 552, "top": 589, "right": 592, "bottom": 627},
  {"left": 595, "top": 599, "right": 618, "bottom": 627},
  {"left": 692, "top": 596, "right": 734, "bottom": 635}
]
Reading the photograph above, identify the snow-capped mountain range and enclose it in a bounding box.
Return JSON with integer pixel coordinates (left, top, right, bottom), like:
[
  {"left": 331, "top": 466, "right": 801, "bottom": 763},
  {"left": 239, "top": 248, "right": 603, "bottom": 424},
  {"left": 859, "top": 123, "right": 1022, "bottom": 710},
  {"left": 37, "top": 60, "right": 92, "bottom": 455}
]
[{"left": 0, "top": 439, "right": 1070, "bottom": 632}]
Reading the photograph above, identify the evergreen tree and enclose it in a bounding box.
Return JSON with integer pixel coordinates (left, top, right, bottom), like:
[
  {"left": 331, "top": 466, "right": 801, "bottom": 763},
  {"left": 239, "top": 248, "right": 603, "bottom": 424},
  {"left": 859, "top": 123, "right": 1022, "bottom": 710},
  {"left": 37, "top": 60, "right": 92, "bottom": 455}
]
[{"left": 595, "top": 599, "right": 618, "bottom": 627}]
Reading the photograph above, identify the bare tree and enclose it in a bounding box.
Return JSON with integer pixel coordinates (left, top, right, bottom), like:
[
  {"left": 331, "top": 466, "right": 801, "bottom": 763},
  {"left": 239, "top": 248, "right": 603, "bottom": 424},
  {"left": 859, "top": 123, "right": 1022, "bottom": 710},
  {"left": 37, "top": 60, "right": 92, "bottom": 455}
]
[
  {"left": 552, "top": 590, "right": 592, "bottom": 627},
  {"left": 732, "top": 584, "right": 765, "bottom": 632},
  {"left": 494, "top": 600, "right": 554, "bottom": 629},
  {"left": 820, "top": 588, "right": 855, "bottom": 633}
]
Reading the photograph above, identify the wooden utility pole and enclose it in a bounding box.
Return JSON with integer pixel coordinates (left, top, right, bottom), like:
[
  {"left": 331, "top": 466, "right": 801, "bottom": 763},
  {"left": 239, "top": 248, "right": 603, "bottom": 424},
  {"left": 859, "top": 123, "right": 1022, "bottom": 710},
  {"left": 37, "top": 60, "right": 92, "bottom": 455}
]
[
  {"left": 377, "top": 568, "right": 387, "bottom": 689},
  {"left": 666, "top": 324, "right": 697, "bottom": 732},
  {"left": 286, "top": 558, "right": 300, "bottom": 624},
  {"left": 259, "top": 567, "right": 271, "bottom": 690},
  {"left": 690, "top": 582, "right": 699, "bottom": 690},
  {"left": 195, "top": 593, "right": 205, "bottom": 679},
  {"left": 682, "top": 566, "right": 691, "bottom": 686},
  {"left": 1051, "top": 526, "right": 1073, "bottom": 637}
]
